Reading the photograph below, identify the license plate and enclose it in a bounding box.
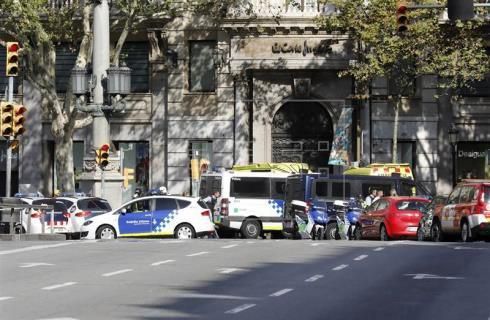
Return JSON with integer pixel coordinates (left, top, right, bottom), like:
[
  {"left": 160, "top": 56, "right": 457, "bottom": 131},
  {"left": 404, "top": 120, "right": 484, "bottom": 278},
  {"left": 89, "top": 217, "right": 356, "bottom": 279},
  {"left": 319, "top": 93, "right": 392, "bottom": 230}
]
[{"left": 407, "top": 226, "right": 418, "bottom": 232}]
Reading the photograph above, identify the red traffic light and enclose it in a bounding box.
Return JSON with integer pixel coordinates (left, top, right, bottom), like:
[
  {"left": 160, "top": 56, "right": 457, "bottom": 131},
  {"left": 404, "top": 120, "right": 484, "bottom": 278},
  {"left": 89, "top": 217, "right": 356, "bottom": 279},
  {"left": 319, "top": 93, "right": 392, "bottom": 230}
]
[
  {"left": 100, "top": 143, "right": 110, "bottom": 152},
  {"left": 6, "top": 42, "right": 20, "bottom": 76},
  {"left": 8, "top": 43, "right": 19, "bottom": 52},
  {"left": 396, "top": 2, "right": 409, "bottom": 33}
]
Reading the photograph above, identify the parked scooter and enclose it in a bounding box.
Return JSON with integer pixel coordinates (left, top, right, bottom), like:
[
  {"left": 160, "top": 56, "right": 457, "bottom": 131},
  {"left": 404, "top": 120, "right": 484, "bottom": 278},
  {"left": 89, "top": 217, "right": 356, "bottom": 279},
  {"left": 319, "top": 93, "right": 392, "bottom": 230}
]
[{"left": 325, "top": 198, "right": 363, "bottom": 240}]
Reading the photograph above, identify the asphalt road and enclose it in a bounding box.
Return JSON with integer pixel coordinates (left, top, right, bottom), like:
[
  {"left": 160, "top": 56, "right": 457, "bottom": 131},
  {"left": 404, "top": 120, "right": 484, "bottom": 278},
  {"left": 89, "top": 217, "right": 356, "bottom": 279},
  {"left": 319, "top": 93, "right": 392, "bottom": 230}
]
[{"left": 0, "top": 238, "right": 489, "bottom": 320}]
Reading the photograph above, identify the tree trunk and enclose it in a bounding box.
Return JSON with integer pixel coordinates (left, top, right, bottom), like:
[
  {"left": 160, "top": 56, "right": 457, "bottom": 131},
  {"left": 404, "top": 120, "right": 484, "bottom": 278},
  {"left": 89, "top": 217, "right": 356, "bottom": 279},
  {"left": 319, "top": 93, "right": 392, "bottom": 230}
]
[
  {"left": 55, "top": 134, "right": 75, "bottom": 193},
  {"left": 392, "top": 96, "right": 401, "bottom": 163}
]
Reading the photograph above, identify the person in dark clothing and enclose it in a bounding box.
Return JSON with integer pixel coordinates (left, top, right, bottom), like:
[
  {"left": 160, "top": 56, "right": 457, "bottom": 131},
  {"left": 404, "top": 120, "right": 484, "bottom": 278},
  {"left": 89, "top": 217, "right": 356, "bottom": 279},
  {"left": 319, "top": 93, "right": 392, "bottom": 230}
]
[{"left": 204, "top": 190, "right": 220, "bottom": 211}]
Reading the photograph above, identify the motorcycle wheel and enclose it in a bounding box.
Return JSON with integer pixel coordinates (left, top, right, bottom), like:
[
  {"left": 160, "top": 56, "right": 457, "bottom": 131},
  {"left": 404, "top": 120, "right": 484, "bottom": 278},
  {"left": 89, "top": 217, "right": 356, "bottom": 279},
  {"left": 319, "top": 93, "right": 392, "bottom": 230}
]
[
  {"left": 316, "top": 227, "right": 325, "bottom": 240},
  {"left": 325, "top": 223, "right": 338, "bottom": 240}
]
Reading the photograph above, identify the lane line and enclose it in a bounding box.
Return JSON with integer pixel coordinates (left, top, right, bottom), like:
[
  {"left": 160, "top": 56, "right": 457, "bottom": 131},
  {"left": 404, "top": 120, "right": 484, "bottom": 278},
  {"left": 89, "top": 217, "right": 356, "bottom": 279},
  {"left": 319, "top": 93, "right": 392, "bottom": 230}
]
[
  {"left": 42, "top": 282, "right": 77, "bottom": 290},
  {"left": 160, "top": 240, "right": 184, "bottom": 244},
  {"left": 270, "top": 288, "right": 294, "bottom": 297},
  {"left": 219, "top": 268, "right": 245, "bottom": 274},
  {"left": 0, "top": 243, "right": 73, "bottom": 256},
  {"left": 354, "top": 254, "right": 368, "bottom": 261},
  {"left": 225, "top": 304, "right": 256, "bottom": 314},
  {"left": 186, "top": 251, "right": 209, "bottom": 257},
  {"left": 311, "top": 243, "right": 321, "bottom": 247},
  {"left": 102, "top": 269, "right": 133, "bottom": 277},
  {"left": 373, "top": 247, "right": 384, "bottom": 252},
  {"left": 332, "top": 264, "right": 349, "bottom": 271},
  {"left": 246, "top": 241, "right": 255, "bottom": 244},
  {"left": 221, "top": 244, "right": 238, "bottom": 249},
  {"left": 151, "top": 260, "right": 175, "bottom": 266},
  {"left": 305, "top": 274, "right": 324, "bottom": 282},
  {"left": 0, "top": 296, "right": 13, "bottom": 301}
]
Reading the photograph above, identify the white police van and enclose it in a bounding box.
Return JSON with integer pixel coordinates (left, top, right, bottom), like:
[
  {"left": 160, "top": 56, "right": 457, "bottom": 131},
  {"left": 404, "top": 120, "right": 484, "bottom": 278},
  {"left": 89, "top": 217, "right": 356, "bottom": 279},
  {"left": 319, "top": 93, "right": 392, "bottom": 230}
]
[{"left": 200, "top": 171, "right": 290, "bottom": 238}]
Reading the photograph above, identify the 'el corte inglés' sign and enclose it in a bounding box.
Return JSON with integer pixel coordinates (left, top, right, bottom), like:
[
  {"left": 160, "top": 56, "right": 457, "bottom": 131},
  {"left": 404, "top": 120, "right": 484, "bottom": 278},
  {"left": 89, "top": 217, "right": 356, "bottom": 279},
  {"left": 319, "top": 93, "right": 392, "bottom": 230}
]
[
  {"left": 232, "top": 37, "right": 346, "bottom": 59},
  {"left": 271, "top": 39, "right": 338, "bottom": 55}
]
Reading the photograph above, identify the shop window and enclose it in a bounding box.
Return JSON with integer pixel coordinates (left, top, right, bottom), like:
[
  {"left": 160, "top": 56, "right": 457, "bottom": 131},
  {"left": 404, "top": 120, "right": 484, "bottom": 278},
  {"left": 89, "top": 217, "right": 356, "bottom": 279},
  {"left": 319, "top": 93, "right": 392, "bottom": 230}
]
[
  {"left": 315, "top": 181, "right": 328, "bottom": 197},
  {"left": 456, "top": 142, "right": 490, "bottom": 182},
  {"left": 116, "top": 141, "right": 150, "bottom": 203},
  {"left": 189, "top": 41, "right": 216, "bottom": 92},
  {"left": 190, "top": 140, "right": 213, "bottom": 196},
  {"left": 331, "top": 182, "right": 351, "bottom": 198}
]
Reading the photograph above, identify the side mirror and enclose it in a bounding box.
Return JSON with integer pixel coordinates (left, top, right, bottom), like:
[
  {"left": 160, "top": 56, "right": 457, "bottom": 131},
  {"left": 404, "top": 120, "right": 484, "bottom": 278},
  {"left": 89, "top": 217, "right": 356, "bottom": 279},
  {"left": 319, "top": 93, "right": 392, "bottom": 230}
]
[{"left": 121, "top": 208, "right": 127, "bottom": 215}]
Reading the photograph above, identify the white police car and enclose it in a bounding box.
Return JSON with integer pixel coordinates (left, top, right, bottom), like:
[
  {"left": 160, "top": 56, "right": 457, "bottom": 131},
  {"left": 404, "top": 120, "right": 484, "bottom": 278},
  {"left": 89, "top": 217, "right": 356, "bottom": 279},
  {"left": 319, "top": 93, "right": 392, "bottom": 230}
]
[{"left": 80, "top": 195, "right": 215, "bottom": 240}]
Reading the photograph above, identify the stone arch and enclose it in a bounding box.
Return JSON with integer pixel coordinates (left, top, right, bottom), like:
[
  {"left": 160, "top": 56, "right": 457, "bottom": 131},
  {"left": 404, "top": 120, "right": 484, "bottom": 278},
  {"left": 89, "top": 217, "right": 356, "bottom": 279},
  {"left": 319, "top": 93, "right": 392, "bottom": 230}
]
[{"left": 270, "top": 100, "right": 334, "bottom": 170}]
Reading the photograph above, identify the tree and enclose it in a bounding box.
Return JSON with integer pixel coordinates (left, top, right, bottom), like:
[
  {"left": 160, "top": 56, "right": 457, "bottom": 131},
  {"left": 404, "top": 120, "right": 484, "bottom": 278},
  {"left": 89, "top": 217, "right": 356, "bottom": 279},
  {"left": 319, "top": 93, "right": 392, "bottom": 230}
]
[
  {"left": 0, "top": 0, "right": 246, "bottom": 193},
  {"left": 316, "top": 0, "right": 490, "bottom": 162}
]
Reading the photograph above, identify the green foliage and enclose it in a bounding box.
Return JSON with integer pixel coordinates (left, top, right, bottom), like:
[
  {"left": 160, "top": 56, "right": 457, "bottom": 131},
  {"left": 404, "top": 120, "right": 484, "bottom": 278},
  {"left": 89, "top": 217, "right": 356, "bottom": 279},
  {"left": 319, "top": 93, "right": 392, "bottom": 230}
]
[{"left": 316, "top": 0, "right": 490, "bottom": 94}]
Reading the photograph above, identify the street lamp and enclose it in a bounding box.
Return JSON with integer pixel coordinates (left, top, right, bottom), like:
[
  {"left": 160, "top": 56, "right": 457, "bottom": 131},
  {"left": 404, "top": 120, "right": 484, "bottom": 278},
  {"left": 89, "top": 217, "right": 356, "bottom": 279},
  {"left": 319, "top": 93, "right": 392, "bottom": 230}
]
[{"left": 448, "top": 124, "right": 459, "bottom": 185}]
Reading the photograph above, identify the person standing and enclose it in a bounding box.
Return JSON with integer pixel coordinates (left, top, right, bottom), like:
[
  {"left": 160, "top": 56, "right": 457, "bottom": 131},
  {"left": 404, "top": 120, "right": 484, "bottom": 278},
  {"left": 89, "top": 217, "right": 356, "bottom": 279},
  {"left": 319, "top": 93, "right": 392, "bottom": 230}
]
[
  {"left": 204, "top": 190, "right": 220, "bottom": 211},
  {"left": 365, "top": 188, "right": 377, "bottom": 207}
]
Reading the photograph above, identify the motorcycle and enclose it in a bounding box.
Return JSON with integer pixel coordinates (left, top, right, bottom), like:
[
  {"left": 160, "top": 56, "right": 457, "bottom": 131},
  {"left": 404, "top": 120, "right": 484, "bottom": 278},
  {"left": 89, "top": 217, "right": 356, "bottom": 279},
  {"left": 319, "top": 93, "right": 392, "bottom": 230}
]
[{"left": 325, "top": 198, "right": 363, "bottom": 240}]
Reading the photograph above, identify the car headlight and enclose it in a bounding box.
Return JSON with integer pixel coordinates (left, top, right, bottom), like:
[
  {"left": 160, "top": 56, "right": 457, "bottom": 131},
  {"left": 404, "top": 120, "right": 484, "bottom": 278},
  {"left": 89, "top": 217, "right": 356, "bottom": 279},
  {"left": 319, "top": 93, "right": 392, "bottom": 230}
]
[{"left": 83, "top": 220, "right": 93, "bottom": 226}]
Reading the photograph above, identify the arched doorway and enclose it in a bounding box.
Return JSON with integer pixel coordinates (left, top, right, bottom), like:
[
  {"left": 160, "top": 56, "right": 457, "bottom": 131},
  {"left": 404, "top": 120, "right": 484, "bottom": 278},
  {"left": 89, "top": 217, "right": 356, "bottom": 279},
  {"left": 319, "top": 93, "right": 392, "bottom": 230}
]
[{"left": 272, "top": 102, "right": 333, "bottom": 171}]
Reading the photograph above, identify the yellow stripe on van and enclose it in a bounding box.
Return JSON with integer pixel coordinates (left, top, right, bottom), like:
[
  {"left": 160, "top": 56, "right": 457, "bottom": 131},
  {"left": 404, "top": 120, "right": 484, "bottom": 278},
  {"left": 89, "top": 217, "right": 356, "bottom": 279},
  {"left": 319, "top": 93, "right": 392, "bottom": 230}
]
[{"left": 262, "top": 223, "right": 283, "bottom": 231}]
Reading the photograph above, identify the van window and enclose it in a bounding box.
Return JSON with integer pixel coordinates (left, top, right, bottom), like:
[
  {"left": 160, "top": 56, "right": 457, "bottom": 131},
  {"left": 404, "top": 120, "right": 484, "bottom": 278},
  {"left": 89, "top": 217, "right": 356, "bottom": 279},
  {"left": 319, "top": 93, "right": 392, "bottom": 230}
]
[
  {"left": 231, "top": 177, "right": 269, "bottom": 198},
  {"left": 315, "top": 181, "right": 328, "bottom": 197},
  {"left": 271, "top": 179, "right": 286, "bottom": 200},
  {"left": 286, "top": 177, "right": 305, "bottom": 202},
  {"left": 361, "top": 183, "right": 392, "bottom": 198},
  {"left": 331, "top": 182, "right": 351, "bottom": 198},
  {"left": 199, "top": 175, "right": 222, "bottom": 198}
]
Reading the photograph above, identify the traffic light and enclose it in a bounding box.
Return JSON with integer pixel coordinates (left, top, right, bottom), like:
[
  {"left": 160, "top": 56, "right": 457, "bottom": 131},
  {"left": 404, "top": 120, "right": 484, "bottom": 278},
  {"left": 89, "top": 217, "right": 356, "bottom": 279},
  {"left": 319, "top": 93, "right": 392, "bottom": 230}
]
[
  {"left": 396, "top": 2, "right": 408, "bottom": 33},
  {"left": 12, "top": 104, "right": 26, "bottom": 136},
  {"left": 0, "top": 101, "right": 14, "bottom": 137},
  {"left": 448, "top": 0, "right": 474, "bottom": 21},
  {"left": 96, "top": 143, "right": 110, "bottom": 167},
  {"left": 6, "top": 42, "right": 20, "bottom": 77}
]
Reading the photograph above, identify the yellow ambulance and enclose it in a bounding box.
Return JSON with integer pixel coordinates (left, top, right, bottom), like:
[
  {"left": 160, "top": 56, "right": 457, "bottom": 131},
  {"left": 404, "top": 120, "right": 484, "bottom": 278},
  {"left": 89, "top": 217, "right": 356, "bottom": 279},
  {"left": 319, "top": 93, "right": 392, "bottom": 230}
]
[{"left": 343, "top": 163, "right": 414, "bottom": 180}]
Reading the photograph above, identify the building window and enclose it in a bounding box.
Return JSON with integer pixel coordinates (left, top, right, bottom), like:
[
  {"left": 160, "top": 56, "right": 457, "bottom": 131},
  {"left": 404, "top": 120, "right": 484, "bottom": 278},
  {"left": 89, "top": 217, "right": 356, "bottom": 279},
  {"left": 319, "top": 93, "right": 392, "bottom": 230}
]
[
  {"left": 73, "top": 141, "right": 84, "bottom": 190},
  {"left": 189, "top": 41, "right": 216, "bottom": 92},
  {"left": 460, "top": 75, "right": 490, "bottom": 97},
  {"left": 121, "top": 42, "right": 150, "bottom": 93},
  {"left": 396, "top": 141, "right": 416, "bottom": 178}
]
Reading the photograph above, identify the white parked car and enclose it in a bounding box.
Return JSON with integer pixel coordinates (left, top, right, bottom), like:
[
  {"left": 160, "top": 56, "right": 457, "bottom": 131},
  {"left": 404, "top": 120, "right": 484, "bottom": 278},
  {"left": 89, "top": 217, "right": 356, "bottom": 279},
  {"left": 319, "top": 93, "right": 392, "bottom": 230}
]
[
  {"left": 56, "top": 196, "right": 112, "bottom": 238},
  {"left": 23, "top": 198, "right": 72, "bottom": 236},
  {"left": 81, "top": 195, "right": 215, "bottom": 240}
]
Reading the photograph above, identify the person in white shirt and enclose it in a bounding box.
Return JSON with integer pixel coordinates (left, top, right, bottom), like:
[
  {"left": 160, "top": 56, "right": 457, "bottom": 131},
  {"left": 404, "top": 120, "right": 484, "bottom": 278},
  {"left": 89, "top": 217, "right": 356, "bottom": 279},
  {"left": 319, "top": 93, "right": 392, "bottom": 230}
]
[{"left": 365, "top": 188, "right": 377, "bottom": 206}]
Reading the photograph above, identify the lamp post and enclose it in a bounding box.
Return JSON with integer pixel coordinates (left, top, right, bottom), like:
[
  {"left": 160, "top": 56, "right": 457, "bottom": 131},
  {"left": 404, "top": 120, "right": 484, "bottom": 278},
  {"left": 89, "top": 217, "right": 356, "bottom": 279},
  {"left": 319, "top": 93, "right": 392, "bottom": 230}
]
[
  {"left": 70, "top": 0, "right": 131, "bottom": 207},
  {"left": 448, "top": 124, "right": 459, "bottom": 186}
]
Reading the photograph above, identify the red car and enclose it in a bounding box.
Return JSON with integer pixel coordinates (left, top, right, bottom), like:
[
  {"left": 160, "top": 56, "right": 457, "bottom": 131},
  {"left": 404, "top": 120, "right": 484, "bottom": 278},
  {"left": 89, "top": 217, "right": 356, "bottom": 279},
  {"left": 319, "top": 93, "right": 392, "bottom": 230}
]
[{"left": 355, "top": 196, "right": 430, "bottom": 241}]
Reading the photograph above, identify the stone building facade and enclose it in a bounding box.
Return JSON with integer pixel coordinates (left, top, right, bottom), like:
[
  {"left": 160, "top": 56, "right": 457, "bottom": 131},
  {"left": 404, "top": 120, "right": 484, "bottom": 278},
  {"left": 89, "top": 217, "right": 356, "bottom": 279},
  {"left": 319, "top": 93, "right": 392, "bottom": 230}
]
[{"left": 1, "top": 1, "right": 489, "bottom": 205}]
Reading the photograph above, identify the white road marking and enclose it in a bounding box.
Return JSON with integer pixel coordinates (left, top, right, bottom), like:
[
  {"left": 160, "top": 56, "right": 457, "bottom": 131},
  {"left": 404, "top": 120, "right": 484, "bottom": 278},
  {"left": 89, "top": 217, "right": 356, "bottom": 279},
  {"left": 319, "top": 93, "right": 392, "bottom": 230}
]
[
  {"left": 0, "top": 296, "right": 13, "bottom": 301},
  {"left": 225, "top": 303, "right": 257, "bottom": 314},
  {"left": 221, "top": 244, "right": 238, "bottom": 249},
  {"left": 186, "top": 251, "right": 209, "bottom": 257},
  {"left": 388, "top": 241, "right": 408, "bottom": 246},
  {"left": 246, "top": 241, "right": 255, "bottom": 244},
  {"left": 151, "top": 260, "right": 175, "bottom": 266},
  {"left": 373, "top": 247, "right": 384, "bottom": 251},
  {"left": 270, "top": 288, "right": 293, "bottom": 297},
  {"left": 42, "top": 282, "right": 77, "bottom": 290},
  {"left": 20, "top": 262, "right": 54, "bottom": 268},
  {"left": 0, "top": 243, "right": 73, "bottom": 256},
  {"left": 175, "top": 293, "right": 252, "bottom": 300},
  {"left": 160, "top": 240, "right": 184, "bottom": 244},
  {"left": 37, "top": 318, "right": 79, "bottom": 320},
  {"left": 102, "top": 269, "right": 133, "bottom": 277},
  {"left": 311, "top": 243, "right": 321, "bottom": 247},
  {"left": 354, "top": 255, "right": 368, "bottom": 261},
  {"left": 404, "top": 273, "right": 464, "bottom": 280},
  {"left": 218, "top": 268, "right": 246, "bottom": 274},
  {"left": 305, "top": 274, "right": 324, "bottom": 282},
  {"left": 332, "top": 264, "right": 349, "bottom": 271},
  {"left": 454, "top": 246, "right": 487, "bottom": 250}
]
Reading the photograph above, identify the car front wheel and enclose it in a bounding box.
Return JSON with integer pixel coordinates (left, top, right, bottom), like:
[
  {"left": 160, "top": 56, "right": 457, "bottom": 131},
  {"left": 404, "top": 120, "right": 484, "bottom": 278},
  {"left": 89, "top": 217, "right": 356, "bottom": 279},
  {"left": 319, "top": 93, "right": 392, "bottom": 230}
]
[
  {"left": 174, "top": 223, "right": 196, "bottom": 239},
  {"left": 431, "top": 221, "right": 443, "bottom": 242},
  {"left": 96, "top": 225, "right": 116, "bottom": 240}
]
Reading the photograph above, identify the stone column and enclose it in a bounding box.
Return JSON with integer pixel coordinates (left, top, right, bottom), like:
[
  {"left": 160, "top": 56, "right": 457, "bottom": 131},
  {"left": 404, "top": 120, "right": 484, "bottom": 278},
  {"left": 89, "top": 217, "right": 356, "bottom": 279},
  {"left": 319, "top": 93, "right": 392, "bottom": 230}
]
[{"left": 233, "top": 75, "right": 250, "bottom": 165}]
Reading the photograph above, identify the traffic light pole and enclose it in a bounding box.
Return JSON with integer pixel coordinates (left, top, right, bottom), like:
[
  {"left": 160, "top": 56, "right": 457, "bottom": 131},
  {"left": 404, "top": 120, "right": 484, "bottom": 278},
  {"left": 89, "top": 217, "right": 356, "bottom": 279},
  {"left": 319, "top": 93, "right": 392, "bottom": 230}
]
[{"left": 5, "top": 77, "right": 13, "bottom": 197}]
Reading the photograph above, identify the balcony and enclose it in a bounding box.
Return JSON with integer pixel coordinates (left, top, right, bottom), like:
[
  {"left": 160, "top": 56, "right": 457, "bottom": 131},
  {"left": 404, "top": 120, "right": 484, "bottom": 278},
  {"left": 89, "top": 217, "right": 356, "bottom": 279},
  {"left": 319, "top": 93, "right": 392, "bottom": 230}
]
[{"left": 231, "top": 0, "right": 336, "bottom": 18}]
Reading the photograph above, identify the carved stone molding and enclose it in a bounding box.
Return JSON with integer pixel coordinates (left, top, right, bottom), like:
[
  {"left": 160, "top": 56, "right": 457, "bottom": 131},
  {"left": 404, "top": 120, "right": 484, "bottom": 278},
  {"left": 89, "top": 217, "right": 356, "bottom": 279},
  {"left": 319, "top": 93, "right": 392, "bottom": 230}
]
[{"left": 147, "top": 29, "right": 167, "bottom": 63}]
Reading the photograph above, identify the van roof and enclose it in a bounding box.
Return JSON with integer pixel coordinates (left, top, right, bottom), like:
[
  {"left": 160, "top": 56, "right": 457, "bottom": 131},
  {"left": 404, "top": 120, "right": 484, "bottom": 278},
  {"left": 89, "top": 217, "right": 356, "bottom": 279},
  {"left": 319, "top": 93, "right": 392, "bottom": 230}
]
[
  {"left": 288, "top": 173, "right": 414, "bottom": 182},
  {"left": 201, "top": 171, "right": 291, "bottom": 178}
]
